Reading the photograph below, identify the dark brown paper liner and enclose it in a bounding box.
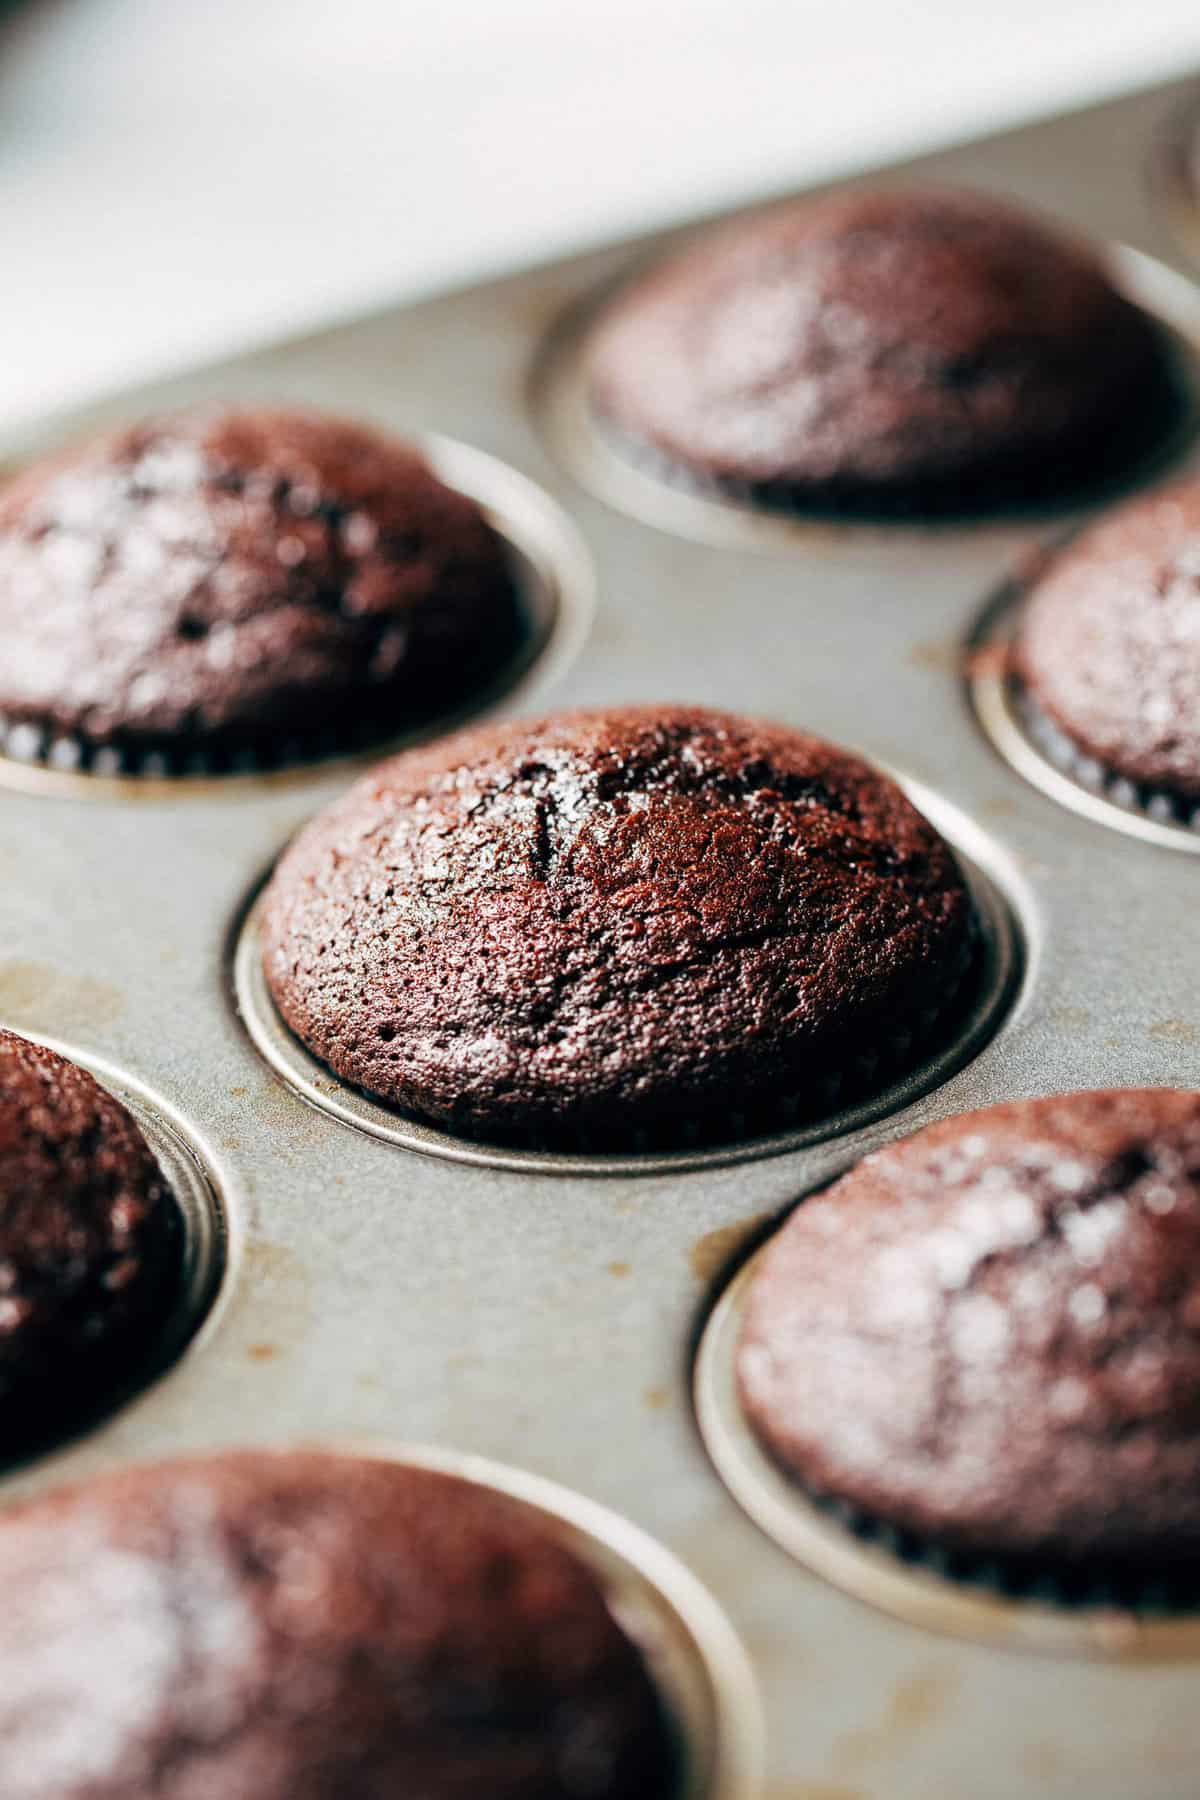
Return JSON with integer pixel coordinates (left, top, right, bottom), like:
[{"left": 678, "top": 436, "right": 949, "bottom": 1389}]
[
  {"left": 1018, "top": 690, "right": 1200, "bottom": 836},
  {"left": 803, "top": 1487, "right": 1200, "bottom": 1618},
  {"left": 0, "top": 708, "right": 392, "bottom": 780}
]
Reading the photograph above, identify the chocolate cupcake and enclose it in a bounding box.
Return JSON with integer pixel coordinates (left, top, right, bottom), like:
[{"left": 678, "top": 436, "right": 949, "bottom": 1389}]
[
  {"left": 589, "top": 188, "right": 1173, "bottom": 515},
  {"left": 1015, "top": 476, "right": 1200, "bottom": 814},
  {"left": 0, "top": 1450, "right": 673, "bottom": 1799},
  {"left": 738, "top": 1089, "right": 1200, "bottom": 1577},
  {"left": 0, "top": 407, "right": 523, "bottom": 771},
  {"left": 0, "top": 1028, "right": 180, "bottom": 1446},
  {"left": 262, "top": 704, "right": 977, "bottom": 1149}
]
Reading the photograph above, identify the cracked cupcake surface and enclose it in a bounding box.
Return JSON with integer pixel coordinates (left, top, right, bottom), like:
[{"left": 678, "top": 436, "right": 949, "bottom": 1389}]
[
  {"left": 0, "top": 1027, "right": 180, "bottom": 1443},
  {"left": 1016, "top": 476, "right": 1200, "bottom": 805},
  {"left": 261, "top": 704, "right": 976, "bottom": 1148},
  {"left": 738, "top": 1089, "right": 1200, "bottom": 1573},
  {"left": 0, "top": 407, "right": 522, "bottom": 764},
  {"left": 588, "top": 187, "right": 1171, "bottom": 514},
  {"left": 0, "top": 1450, "right": 674, "bottom": 1800}
]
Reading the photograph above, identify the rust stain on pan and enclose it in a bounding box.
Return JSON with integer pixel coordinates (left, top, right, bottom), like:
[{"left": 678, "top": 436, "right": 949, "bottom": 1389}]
[
  {"left": 776, "top": 1786, "right": 866, "bottom": 1800},
  {"left": 230, "top": 1239, "right": 314, "bottom": 1354},
  {"left": 0, "top": 960, "right": 124, "bottom": 1030},
  {"left": 909, "top": 640, "right": 962, "bottom": 673},
  {"left": 831, "top": 1670, "right": 959, "bottom": 1774},
  {"left": 1049, "top": 1004, "right": 1092, "bottom": 1035},
  {"left": 691, "top": 1215, "right": 774, "bottom": 1286},
  {"left": 1150, "top": 1017, "right": 1199, "bottom": 1045}
]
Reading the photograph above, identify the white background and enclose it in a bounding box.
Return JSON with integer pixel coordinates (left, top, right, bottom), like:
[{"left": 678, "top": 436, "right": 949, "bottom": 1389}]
[{"left": 1, "top": 0, "right": 1198, "bottom": 431}]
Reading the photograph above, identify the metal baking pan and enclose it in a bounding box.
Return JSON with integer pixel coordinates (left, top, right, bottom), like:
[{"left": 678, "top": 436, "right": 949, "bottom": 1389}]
[{"left": 2, "top": 72, "right": 1200, "bottom": 1800}]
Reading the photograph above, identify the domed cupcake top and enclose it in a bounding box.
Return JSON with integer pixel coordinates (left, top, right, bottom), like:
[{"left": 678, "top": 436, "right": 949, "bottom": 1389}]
[
  {"left": 262, "top": 704, "right": 975, "bottom": 1148},
  {"left": 1016, "top": 476, "right": 1200, "bottom": 801},
  {"left": 0, "top": 1450, "right": 673, "bottom": 1800},
  {"left": 0, "top": 1028, "right": 179, "bottom": 1439},
  {"left": 589, "top": 188, "right": 1169, "bottom": 512},
  {"left": 0, "top": 407, "right": 521, "bottom": 766},
  {"left": 739, "top": 1088, "right": 1200, "bottom": 1571}
]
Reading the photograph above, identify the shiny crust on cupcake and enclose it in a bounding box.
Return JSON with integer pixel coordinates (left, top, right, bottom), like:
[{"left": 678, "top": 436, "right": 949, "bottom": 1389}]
[
  {"left": 0, "top": 1450, "right": 673, "bottom": 1800},
  {"left": 0, "top": 1028, "right": 179, "bottom": 1442},
  {"left": 262, "top": 704, "right": 976, "bottom": 1148},
  {"left": 739, "top": 1089, "right": 1200, "bottom": 1572},
  {"left": 589, "top": 188, "right": 1170, "bottom": 513},
  {"left": 0, "top": 408, "right": 521, "bottom": 766},
  {"left": 1016, "top": 477, "right": 1200, "bottom": 803}
]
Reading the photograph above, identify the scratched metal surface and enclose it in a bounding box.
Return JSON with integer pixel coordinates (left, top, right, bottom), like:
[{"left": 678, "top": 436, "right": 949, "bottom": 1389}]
[{"left": 2, "top": 76, "right": 1200, "bottom": 1800}]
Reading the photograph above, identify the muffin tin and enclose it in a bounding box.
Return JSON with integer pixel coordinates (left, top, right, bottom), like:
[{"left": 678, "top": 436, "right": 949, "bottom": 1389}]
[{"left": 2, "top": 72, "right": 1200, "bottom": 1800}]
